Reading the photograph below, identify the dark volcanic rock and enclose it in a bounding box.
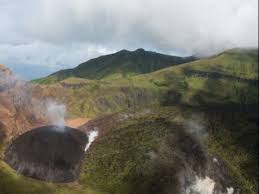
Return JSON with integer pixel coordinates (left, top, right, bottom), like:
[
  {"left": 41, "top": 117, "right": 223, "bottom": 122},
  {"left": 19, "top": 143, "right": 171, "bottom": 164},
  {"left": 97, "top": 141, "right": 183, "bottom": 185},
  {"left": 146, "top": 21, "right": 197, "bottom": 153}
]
[{"left": 4, "top": 125, "right": 88, "bottom": 182}]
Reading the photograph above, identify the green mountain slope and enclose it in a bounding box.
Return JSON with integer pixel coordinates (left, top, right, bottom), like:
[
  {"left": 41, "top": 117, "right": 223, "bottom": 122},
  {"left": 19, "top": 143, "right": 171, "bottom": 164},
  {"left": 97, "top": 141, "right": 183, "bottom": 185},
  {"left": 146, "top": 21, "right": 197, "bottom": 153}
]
[
  {"left": 141, "top": 48, "right": 258, "bottom": 107},
  {"left": 32, "top": 48, "right": 258, "bottom": 118},
  {"left": 34, "top": 48, "right": 196, "bottom": 83},
  {"left": 80, "top": 106, "right": 257, "bottom": 194},
  {"left": 1, "top": 48, "right": 257, "bottom": 194}
]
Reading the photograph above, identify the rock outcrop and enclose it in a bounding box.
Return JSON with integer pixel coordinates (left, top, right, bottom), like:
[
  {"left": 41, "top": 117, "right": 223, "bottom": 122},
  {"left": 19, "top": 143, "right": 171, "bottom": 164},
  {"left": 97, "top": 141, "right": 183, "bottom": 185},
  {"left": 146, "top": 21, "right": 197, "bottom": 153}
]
[
  {"left": 0, "top": 64, "right": 46, "bottom": 140},
  {"left": 0, "top": 64, "right": 12, "bottom": 76}
]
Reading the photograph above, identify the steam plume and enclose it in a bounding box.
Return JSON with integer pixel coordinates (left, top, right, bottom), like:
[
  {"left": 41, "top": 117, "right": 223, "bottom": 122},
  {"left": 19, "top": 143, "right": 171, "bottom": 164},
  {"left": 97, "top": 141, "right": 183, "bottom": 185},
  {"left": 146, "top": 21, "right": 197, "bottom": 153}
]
[
  {"left": 85, "top": 130, "right": 98, "bottom": 152},
  {"left": 46, "top": 101, "right": 66, "bottom": 128},
  {"left": 1, "top": 65, "right": 67, "bottom": 131},
  {"left": 185, "top": 176, "right": 234, "bottom": 194}
]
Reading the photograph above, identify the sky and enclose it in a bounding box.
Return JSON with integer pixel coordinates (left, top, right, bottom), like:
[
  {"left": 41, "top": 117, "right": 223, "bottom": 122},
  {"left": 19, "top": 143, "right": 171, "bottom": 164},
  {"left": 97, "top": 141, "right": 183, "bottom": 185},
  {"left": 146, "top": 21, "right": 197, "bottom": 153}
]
[{"left": 0, "top": 0, "right": 258, "bottom": 80}]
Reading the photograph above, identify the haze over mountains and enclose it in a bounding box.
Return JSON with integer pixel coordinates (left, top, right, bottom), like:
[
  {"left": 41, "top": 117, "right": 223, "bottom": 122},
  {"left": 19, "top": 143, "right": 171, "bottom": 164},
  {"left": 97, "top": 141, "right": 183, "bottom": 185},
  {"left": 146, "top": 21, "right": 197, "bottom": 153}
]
[{"left": 7, "top": 64, "right": 60, "bottom": 80}]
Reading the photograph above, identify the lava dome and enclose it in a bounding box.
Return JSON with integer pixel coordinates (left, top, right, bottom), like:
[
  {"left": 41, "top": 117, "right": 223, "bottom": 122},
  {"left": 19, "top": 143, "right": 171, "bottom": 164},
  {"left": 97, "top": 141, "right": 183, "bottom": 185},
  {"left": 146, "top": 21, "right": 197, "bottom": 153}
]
[{"left": 4, "top": 125, "right": 88, "bottom": 182}]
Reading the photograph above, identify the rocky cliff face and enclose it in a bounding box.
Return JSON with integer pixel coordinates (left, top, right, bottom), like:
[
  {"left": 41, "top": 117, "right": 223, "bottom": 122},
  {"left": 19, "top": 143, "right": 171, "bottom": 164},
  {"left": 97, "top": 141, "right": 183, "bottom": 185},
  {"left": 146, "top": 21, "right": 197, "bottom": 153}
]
[
  {"left": 0, "top": 64, "right": 12, "bottom": 76},
  {"left": 0, "top": 64, "right": 47, "bottom": 142},
  {"left": 4, "top": 125, "right": 88, "bottom": 182}
]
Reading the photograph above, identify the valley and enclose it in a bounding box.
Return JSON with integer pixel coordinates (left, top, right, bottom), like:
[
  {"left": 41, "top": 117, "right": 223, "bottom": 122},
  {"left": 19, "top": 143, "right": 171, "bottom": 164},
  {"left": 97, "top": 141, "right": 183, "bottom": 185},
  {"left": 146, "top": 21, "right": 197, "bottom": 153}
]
[{"left": 0, "top": 48, "right": 258, "bottom": 194}]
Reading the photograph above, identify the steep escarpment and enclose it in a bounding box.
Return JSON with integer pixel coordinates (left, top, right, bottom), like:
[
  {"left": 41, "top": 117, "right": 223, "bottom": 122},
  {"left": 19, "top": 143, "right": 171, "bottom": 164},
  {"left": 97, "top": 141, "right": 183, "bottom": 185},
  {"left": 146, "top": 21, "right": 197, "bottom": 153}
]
[
  {"left": 4, "top": 125, "right": 88, "bottom": 182},
  {"left": 0, "top": 64, "right": 12, "bottom": 77},
  {"left": 0, "top": 65, "right": 45, "bottom": 138},
  {"left": 0, "top": 122, "right": 7, "bottom": 155}
]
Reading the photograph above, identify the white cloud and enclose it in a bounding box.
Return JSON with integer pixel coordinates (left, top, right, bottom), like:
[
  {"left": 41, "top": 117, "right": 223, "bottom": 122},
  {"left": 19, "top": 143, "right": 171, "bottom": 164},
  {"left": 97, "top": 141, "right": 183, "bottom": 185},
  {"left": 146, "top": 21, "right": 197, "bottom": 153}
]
[
  {"left": 0, "top": 0, "right": 257, "bottom": 78},
  {"left": 0, "top": 41, "right": 113, "bottom": 68}
]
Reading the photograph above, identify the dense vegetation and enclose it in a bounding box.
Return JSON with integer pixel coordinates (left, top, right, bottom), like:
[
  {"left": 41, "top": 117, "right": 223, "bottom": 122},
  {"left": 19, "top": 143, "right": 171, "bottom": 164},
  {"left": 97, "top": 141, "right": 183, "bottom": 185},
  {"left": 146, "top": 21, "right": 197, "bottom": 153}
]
[
  {"left": 33, "top": 48, "right": 196, "bottom": 84},
  {"left": 80, "top": 106, "right": 258, "bottom": 194},
  {"left": 32, "top": 48, "right": 258, "bottom": 118},
  {"left": 0, "top": 48, "right": 258, "bottom": 194}
]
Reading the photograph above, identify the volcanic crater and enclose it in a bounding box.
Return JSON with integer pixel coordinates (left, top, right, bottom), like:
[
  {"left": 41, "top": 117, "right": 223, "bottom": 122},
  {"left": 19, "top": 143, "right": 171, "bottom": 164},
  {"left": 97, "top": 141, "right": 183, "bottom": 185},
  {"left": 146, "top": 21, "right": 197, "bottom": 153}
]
[{"left": 4, "top": 125, "right": 88, "bottom": 182}]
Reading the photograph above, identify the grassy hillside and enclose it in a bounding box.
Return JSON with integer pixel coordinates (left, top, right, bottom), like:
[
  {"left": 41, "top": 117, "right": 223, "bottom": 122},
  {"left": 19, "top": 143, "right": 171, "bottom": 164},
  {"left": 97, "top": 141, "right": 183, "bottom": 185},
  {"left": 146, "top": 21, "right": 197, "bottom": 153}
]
[
  {"left": 32, "top": 48, "right": 258, "bottom": 118},
  {"left": 0, "top": 105, "right": 257, "bottom": 194},
  {"left": 33, "top": 48, "right": 196, "bottom": 84},
  {"left": 0, "top": 48, "right": 257, "bottom": 194},
  {"left": 80, "top": 106, "right": 257, "bottom": 194},
  {"left": 0, "top": 160, "right": 101, "bottom": 194},
  {"left": 33, "top": 48, "right": 258, "bottom": 193},
  {"left": 141, "top": 48, "right": 258, "bottom": 107}
]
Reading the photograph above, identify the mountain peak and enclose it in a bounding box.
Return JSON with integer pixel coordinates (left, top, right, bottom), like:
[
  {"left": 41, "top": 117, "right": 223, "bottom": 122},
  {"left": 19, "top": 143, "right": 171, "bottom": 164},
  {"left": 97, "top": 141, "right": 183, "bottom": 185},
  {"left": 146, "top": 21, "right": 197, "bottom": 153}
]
[
  {"left": 34, "top": 49, "right": 196, "bottom": 83},
  {"left": 135, "top": 48, "right": 145, "bottom": 52},
  {"left": 118, "top": 49, "right": 129, "bottom": 53}
]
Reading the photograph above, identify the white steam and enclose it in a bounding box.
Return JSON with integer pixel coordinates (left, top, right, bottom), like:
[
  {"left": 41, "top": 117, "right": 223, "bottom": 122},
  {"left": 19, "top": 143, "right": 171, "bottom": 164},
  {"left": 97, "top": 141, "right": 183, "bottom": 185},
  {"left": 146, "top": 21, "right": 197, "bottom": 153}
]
[
  {"left": 85, "top": 130, "right": 98, "bottom": 152},
  {"left": 46, "top": 101, "right": 66, "bottom": 128},
  {"left": 1, "top": 66, "right": 68, "bottom": 132},
  {"left": 184, "top": 114, "right": 208, "bottom": 142},
  {"left": 186, "top": 176, "right": 215, "bottom": 194},
  {"left": 184, "top": 115, "right": 235, "bottom": 194},
  {"left": 227, "top": 187, "right": 234, "bottom": 194},
  {"left": 185, "top": 176, "right": 234, "bottom": 194}
]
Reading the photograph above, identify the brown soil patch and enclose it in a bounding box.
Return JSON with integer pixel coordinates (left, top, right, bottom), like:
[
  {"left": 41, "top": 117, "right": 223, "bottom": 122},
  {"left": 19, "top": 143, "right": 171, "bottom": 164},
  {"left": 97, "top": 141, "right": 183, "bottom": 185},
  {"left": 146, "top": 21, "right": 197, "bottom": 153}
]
[{"left": 66, "top": 118, "right": 90, "bottom": 128}]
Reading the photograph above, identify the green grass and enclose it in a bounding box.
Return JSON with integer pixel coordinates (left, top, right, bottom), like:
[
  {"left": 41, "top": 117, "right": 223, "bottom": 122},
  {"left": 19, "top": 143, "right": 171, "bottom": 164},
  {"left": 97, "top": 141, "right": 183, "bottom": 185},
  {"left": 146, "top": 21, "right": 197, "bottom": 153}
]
[
  {"left": 33, "top": 49, "right": 196, "bottom": 84},
  {"left": 78, "top": 105, "right": 257, "bottom": 194},
  {"left": 32, "top": 48, "right": 258, "bottom": 118},
  {"left": 205, "top": 112, "right": 257, "bottom": 194},
  {"left": 1, "top": 48, "right": 257, "bottom": 194},
  {"left": 80, "top": 116, "right": 186, "bottom": 194},
  {"left": 32, "top": 76, "right": 162, "bottom": 118},
  {"left": 1, "top": 105, "right": 257, "bottom": 194},
  {"left": 0, "top": 160, "right": 101, "bottom": 194}
]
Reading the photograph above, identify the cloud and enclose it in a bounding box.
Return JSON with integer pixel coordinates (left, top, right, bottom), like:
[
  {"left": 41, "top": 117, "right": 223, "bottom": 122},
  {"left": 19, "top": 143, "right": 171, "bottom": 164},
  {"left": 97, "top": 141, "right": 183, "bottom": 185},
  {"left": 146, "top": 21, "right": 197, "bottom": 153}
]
[
  {"left": 0, "top": 41, "right": 113, "bottom": 68},
  {"left": 0, "top": 0, "right": 257, "bottom": 78}
]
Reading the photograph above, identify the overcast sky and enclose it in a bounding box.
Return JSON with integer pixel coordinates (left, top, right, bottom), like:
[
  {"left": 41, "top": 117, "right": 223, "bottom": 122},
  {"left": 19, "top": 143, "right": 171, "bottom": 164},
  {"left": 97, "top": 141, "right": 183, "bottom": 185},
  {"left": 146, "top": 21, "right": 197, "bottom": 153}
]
[{"left": 0, "top": 0, "right": 258, "bottom": 79}]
